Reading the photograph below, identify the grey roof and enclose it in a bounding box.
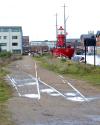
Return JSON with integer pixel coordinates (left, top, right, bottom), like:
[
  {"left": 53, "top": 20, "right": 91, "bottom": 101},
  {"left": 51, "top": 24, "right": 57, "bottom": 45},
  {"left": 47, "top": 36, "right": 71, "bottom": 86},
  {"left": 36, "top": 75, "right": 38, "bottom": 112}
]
[{"left": 0, "top": 26, "right": 22, "bottom": 28}]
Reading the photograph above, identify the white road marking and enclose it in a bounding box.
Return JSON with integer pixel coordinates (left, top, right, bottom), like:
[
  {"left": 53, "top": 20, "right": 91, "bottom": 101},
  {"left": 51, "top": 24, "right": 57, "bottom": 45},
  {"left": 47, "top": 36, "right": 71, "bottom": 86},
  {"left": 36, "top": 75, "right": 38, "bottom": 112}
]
[
  {"left": 7, "top": 75, "right": 16, "bottom": 87},
  {"left": 30, "top": 75, "right": 40, "bottom": 99},
  {"left": 7, "top": 74, "right": 96, "bottom": 102},
  {"left": 40, "top": 89, "right": 54, "bottom": 93},
  {"left": 17, "top": 82, "right": 37, "bottom": 87},
  {"left": 29, "top": 62, "right": 40, "bottom": 100},
  {"left": 39, "top": 79, "right": 67, "bottom": 99},
  {"left": 67, "top": 97, "right": 85, "bottom": 102},
  {"left": 40, "top": 89, "right": 61, "bottom": 96},
  {"left": 15, "top": 78, "right": 32, "bottom": 81},
  {"left": 65, "top": 93, "right": 77, "bottom": 96},
  {"left": 35, "top": 62, "right": 38, "bottom": 79},
  {"left": 50, "top": 93, "right": 61, "bottom": 96},
  {"left": 7, "top": 75, "right": 21, "bottom": 96},
  {"left": 22, "top": 94, "right": 39, "bottom": 99},
  {"left": 59, "top": 75, "right": 88, "bottom": 101},
  {"left": 11, "top": 78, "right": 21, "bottom": 97}
]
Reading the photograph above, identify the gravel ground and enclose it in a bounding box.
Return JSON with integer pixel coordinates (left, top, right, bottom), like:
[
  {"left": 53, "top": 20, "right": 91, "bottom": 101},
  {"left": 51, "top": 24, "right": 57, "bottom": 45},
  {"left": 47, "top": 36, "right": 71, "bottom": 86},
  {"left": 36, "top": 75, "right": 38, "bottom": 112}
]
[{"left": 6, "top": 56, "right": 100, "bottom": 125}]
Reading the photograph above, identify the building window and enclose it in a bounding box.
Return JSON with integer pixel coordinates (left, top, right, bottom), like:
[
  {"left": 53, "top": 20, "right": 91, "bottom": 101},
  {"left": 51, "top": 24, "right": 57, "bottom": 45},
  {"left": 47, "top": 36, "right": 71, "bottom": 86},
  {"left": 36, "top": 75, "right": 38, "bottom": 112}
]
[
  {"left": 12, "top": 49, "right": 21, "bottom": 54},
  {"left": 0, "top": 36, "right": 1, "bottom": 39},
  {"left": 12, "top": 36, "right": 18, "bottom": 39},
  {"left": 12, "top": 43, "right": 18, "bottom": 46},
  {"left": 3, "top": 36, "right": 7, "bottom": 39},
  {"left": 2, "top": 28, "right": 9, "bottom": 32},
  {"left": 11, "top": 28, "right": 20, "bottom": 32},
  {"left": 0, "top": 43, "right": 7, "bottom": 46},
  {"left": 0, "top": 28, "right": 9, "bottom": 32}
]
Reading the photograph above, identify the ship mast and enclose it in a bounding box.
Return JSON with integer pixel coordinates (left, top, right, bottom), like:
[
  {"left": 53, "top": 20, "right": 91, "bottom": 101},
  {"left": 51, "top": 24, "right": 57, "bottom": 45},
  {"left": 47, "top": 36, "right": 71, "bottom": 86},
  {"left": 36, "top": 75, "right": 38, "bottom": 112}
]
[
  {"left": 64, "top": 3, "right": 66, "bottom": 48},
  {"left": 55, "top": 13, "right": 58, "bottom": 48}
]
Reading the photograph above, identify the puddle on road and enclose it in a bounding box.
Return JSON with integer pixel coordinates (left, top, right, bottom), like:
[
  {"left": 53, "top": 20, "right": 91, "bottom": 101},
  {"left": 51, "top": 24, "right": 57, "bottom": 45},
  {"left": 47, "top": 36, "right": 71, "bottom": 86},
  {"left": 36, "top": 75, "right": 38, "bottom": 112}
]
[
  {"left": 67, "top": 96, "right": 100, "bottom": 102},
  {"left": 40, "top": 89, "right": 54, "bottom": 93},
  {"left": 50, "top": 93, "right": 61, "bottom": 96},
  {"left": 28, "top": 119, "right": 100, "bottom": 125},
  {"left": 65, "top": 92, "right": 77, "bottom": 96},
  {"left": 40, "top": 89, "right": 98, "bottom": 102},
  {"left": 17, "top": 82, "right": 37, "bottom": 86},
  {"left": 67, "top": 97, "right": 85, "bottom": 102},
  {"left": 22, "top": 94, "right": 39, "bottom": 98},
  {"left": 41, "top": 89, "right": 61, "bottom": 96},
  {"left": 87, "top": 115, "right": 100, "bottom": 122}
]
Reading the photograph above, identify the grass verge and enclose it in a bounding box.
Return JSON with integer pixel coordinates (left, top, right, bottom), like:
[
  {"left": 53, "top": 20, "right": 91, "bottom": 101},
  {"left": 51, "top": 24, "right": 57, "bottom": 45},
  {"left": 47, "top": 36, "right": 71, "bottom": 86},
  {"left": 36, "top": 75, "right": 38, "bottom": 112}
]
[
  {"left": 33, "top": 54, "right": 100, "bottom": 86},
  {"left": 0, "top": 54, "right": 16, "bottom": 125},
  {"left": 0, "top": 68, "right": 14, "bottom": 125}
]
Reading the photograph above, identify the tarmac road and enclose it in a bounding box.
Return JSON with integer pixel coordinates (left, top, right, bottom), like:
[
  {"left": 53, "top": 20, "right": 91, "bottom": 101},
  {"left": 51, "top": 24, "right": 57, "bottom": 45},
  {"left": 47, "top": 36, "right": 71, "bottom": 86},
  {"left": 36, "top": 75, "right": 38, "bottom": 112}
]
[{"left": 6, "top": 56, "right": 100, "bottom": 125}]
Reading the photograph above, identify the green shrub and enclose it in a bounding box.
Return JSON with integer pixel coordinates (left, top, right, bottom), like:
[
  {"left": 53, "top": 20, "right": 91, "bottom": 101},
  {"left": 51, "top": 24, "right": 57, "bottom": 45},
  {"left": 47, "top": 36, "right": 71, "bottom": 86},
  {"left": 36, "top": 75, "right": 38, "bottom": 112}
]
[
  {"left": 0, "top": 51, "right": 12, "bottom": 58},
  {"left": 33, "top": 54, "right": 100, "bottom": 85}
]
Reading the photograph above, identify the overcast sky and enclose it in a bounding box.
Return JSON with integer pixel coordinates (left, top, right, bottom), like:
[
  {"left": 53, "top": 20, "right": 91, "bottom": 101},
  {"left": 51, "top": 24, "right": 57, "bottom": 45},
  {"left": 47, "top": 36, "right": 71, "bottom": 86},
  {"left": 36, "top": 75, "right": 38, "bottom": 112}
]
[{"left": 0, "top": 0, "right": 100, "bottom": 41}]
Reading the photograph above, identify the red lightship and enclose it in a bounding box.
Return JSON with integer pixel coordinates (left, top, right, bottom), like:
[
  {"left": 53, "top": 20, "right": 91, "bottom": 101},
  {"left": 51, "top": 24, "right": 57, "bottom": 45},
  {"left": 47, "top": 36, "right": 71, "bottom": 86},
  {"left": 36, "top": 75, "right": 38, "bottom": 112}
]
[{"left": 52, "top": 26, "right": 75, "bottom": 59}]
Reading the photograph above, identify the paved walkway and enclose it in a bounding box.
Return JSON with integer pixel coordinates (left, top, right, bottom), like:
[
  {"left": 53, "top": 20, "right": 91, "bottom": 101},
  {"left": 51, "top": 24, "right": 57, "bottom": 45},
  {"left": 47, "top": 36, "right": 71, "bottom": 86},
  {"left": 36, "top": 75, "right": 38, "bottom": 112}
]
[{"left": 6, "top": 55, "right": 100, "bottom": 125}]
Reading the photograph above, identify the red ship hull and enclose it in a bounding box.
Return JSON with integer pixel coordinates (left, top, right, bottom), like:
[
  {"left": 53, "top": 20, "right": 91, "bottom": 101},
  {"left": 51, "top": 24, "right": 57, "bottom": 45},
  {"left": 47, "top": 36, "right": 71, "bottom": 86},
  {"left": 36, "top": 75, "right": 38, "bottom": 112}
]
[{"left": 52, "top": 47, "right": 75, "bottom": 59}]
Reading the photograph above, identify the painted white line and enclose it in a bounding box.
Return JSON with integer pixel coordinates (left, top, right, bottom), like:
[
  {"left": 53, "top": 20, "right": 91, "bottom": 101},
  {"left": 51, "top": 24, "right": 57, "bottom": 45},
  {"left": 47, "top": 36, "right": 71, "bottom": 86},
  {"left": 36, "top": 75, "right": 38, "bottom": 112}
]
[
  {"left": 50, "top": 93, "right": 61, "bottom": 96},
  {"left": 7, "top": 75, "right": 21, "bottom": 96},
  {"left": 11, "top": 78, "right": 21, "bottom": 97},
  {"left": 28, "top": 74, "right": 36, "bottom": 79},
  {"left": 36, "top": 79, "right": 40, "bottom": 100},
  {"left": 67, "top": 97, "right": 85, "bottom": 102},
  {"left": 40, "top": 88, "right": 54, "bottom": 93},
  {"left": 59, "top": 75, "right": 88, "bottom": 101},
  {"left": 30, "top": 75, "right": 40, "bottom": 99},
  {"left": 29, "top": 62, "right": 40, "bottom": 100},
  {"left": 17, "top": 82, "right": 37, "bottom": 87},
  {"left": 65, "top": 92, "right": 77, "bottom": 96},
  {"left": 7, "top": 75, "right": 16, "bottom": 87},
  {"left": 40, "top": 88, "right": 62, "bottom": 96},
  {"left": 35, "top": 62, "right": 40, "bottom": 100},
  {"left": 35, "top": 62, "right": 38, "bottom": 79},
  {"left": 39, "top": 79, "right": 67, "bottom": 99},
  {"left": 59, "top": 75, "right": 63, "bottom": 79},
  {"left": 15, "top": 79, "right": 33, "bottom": 81},
  {"left": 22, "top": 94, "right": 39, "bottom": 99}
]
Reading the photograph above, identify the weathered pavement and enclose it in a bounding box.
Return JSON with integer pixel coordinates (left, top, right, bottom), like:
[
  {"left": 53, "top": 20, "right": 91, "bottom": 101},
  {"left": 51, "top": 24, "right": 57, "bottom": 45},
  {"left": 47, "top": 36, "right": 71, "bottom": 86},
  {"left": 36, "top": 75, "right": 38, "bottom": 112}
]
[{"left": 6, "top": 56, "right": 100, "bottom": 125}]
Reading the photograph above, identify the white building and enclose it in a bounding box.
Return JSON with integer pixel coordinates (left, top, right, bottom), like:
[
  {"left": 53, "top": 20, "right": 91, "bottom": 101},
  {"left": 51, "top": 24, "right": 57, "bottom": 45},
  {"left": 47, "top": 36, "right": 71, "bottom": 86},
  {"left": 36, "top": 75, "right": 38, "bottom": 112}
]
[{"left": 0, "top": 26, "right": 23, "bottom": 54}]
